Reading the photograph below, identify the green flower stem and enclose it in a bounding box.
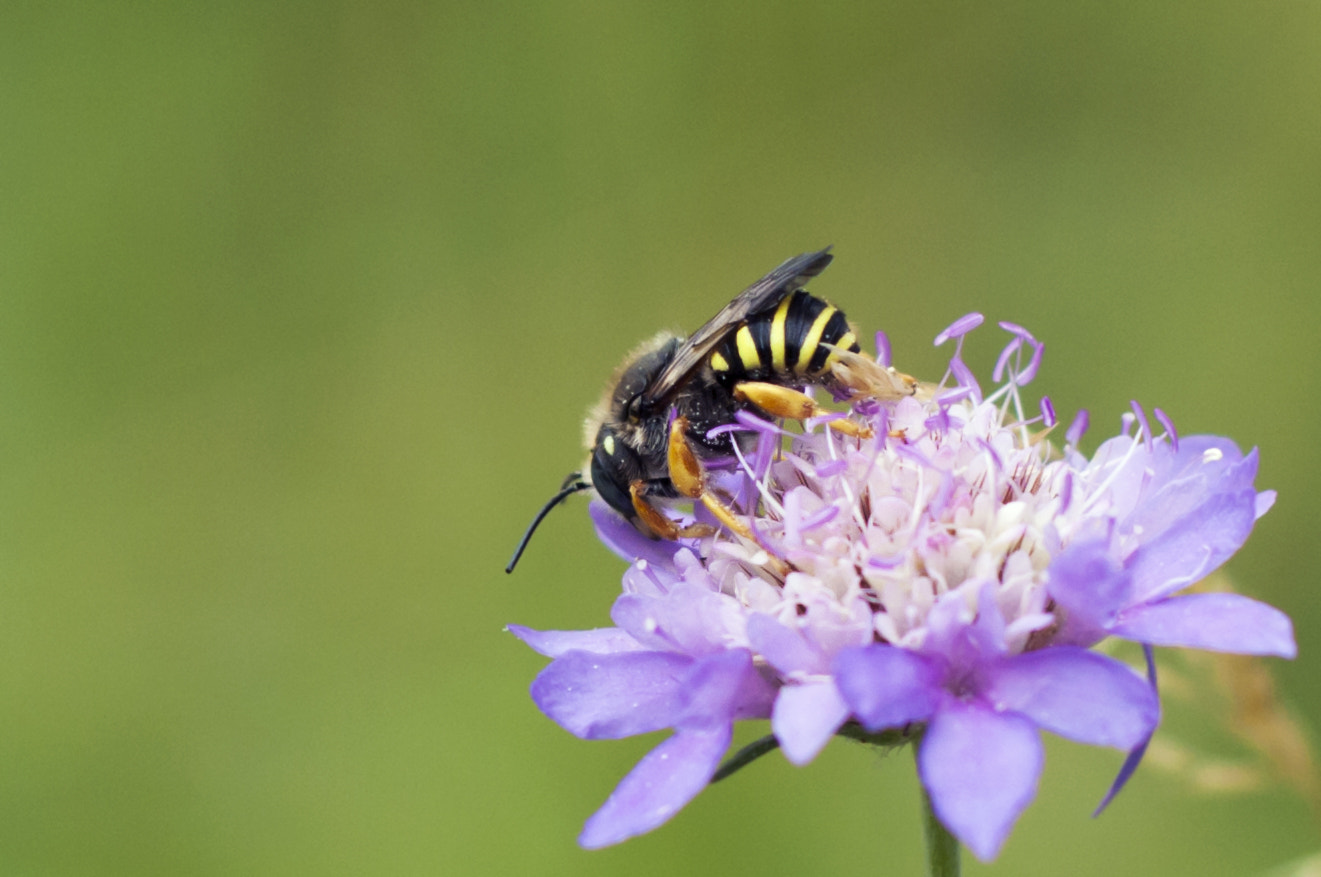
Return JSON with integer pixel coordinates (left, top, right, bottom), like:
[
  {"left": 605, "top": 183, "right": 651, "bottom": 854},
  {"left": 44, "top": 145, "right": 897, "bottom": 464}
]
[
  {"left": 710, "top": 734, "right": 780, "bottom": 783},
  {"left": 709, "top": 724, "right": 959, "bottom": 875},
  {"left": 917, "top": 748, "right": 960, "bottom": 877}
]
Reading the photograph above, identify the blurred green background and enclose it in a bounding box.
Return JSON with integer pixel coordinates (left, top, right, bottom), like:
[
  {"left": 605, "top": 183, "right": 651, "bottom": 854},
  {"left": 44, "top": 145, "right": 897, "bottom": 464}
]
[{"left": 2, "top": 3, "right": 1318, "bottom": 874}]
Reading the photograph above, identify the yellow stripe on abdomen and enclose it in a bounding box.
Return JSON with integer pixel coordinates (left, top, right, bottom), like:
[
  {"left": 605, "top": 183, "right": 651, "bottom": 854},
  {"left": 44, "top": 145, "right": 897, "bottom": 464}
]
[
  {"left": 823, "top": 330, "right": 856, "bottom": 369},
  {"left": 770, "top": 295, "right": 792, "bottom": 371},
  {"left": 735, "top": 325, "right": 761, "bottom": 371},
  {"left": 710, "top": 350, "right": 730, "bottom": 372},
  {"left": 796, "top": 306, "right": 837, "bottom": 373}
]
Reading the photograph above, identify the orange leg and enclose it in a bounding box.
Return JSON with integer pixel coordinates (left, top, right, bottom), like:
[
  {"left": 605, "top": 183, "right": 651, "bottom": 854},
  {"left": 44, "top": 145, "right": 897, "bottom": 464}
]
[
  {"left": 733, "top": 381, "right": 874, "bottom": 439},
  {"left": 664, "top": 417, "right": 758, "bottom": 542},
  {"left": 628, "top": 481, "right": 714, "bottom": 540}
]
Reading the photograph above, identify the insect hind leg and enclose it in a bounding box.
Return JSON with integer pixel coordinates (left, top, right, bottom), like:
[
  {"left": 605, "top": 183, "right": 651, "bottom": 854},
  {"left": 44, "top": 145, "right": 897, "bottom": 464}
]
[{"left": 733, "top": 381, "right": 873, "bottom": 439}]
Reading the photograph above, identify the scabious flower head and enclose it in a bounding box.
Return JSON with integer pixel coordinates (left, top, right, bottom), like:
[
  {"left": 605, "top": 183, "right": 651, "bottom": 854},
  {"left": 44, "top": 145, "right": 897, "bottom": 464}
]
[{"left": 510, "top": 316, "right": 1295, "bottom": 861}]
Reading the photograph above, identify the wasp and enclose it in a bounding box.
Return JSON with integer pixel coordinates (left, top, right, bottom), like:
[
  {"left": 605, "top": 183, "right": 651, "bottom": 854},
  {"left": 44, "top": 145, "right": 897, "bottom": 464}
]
[{"left": 505, "top": 248, "right": 916, "bottom": 572}]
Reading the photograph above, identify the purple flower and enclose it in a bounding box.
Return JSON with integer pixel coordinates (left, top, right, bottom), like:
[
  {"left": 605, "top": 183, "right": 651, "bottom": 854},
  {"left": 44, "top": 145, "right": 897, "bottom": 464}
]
[
  {"left": 832, "top": 584, "right": 1157, "bottom": 859},
  {"left": 1046, "top": 433, "right": 1290, "bottom": 658},
  {"left": 510, "top": 317, "right": 1294, "bottom": 859},
  {"left": 509, "top": 555, "right": 779, "bottom": 848}
]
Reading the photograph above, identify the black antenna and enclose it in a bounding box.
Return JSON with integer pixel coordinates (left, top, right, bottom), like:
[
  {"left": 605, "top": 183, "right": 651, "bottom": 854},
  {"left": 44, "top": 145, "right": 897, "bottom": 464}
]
[{"left": 505, "top": 474, "right": 591, "bottom": 573}]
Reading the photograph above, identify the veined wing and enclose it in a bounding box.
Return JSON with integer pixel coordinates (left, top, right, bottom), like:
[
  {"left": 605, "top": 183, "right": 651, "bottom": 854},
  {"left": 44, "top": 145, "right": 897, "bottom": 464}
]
[{"left": 636, "top": 247, "right": 833, "bottom": 413}]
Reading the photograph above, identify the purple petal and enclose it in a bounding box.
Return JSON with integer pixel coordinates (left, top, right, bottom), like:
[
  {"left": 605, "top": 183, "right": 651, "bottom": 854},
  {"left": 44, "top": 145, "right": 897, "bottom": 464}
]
[
  {"left": 1046, "top": 539, "right": 1132, "bottom": 642},
  {"left": 678, "top": 649, "right": 778, "bottom": 726},
  {"left": 611, "top": 582, "right": 738, "bottom": 656},
  {"left": 578, "top": 724, "right": 732, "bottom": 848},
  {"left": 1112, "top": 592, "right": 1297, "bottom": 658},
  {"left": 813, "top": 458, "right": 849, "bottom": 478},
  {"left": 747, "top": 613, "right": 826, "bottom": 675},
  {"left": 1174, "top": 438, "right": 1254, "bottom": 491},
  {"left": 982, "top": 648, "right": 1158, "bottom": 749},
  {"left": 590, "top": 501, "right": 682, "bottom": 568},
  {"left": 621, "top": 559, "right": 678, "bottom": 598},
  {"left": 799, "top": 596, "right": 875, "bottom": 657},
  {"left": 1124, "top": 438, "right": 1255, "bottom": 541},
  {"left": 773, "top": 681, "right": 851, "bottom": 765},
  {"left": 1094, "top": 645, "right": 1159, "bottom": 815},
  {"left": 919, "top": 700, "right": 1043, "bottom": 861},
  {"left": 1125, "top": 491, "right": 1258, "bottom": 602},
  {"left": 1085, "top": 436, "right": 1145, "bottom": 514},
  {"left": 508, "top": 625, "right": 642, "bottom": 658},
  {"left": 971, "top": 581, "right": 1008, "bottom": 655},
  {"left": 1095, "top": 735, "right": 1152, "bottom": 817},
  {"left": 833, "top": 645, "right": 943, "bottom": 731},
  {"left": 919, "top": 584, "right": 1006, "bottom": 665},
  {"left": 1058, "top": 469, "right": 1074, "bottom": 514},
  {"left": 918, "top": 589, "right": 975, "bottom": 659},
  {"left": 1256, "top": 490, "right": 1276, "bottom": 519},
  {"left": 531, "top": 650, "right": 692, "bottom": 739}
]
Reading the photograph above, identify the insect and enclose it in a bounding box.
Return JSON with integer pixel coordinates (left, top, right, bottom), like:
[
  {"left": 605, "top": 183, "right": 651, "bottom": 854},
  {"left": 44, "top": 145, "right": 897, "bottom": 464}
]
[{"left": 505, "top": 248, "right": 915, "bottom": 572}]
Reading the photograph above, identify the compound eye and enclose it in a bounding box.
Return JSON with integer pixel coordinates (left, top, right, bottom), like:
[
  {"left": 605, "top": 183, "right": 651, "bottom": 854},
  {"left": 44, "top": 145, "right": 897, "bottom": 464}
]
[
  {"left": 624, "top": 395, "right": 642, "bottom": 422},
  {"left": 590, "top": 428, "right": 636, "bottom": 517}
]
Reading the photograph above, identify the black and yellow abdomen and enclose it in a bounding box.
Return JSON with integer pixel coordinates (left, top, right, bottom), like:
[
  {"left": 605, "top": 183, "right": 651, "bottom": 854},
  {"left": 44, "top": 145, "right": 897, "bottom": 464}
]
[{"left": 707, "top": 290, "right": 859, "bottom": 387}]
